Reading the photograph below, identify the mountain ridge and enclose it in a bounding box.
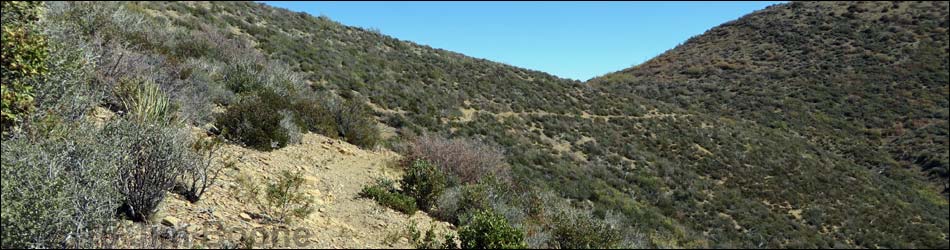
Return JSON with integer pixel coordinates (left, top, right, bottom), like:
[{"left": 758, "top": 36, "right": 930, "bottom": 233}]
[{"left": 590, "top": 0, "right": 949, "bottom": 196}]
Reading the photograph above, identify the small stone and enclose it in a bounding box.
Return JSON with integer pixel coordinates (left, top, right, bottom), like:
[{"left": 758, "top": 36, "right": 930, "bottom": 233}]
[
  {"left": 212, "top": 210, "right": 225, "bottom": 219},
  {"left": 318, "top": 207, "right": 326, "bottom": 213},
  {"left": 186, "top": 224, "right": 200, "bottom": 233},
  {"left": 239, "top": 212, "right": 253, "bottom": 221},
  {"left": 161, "top": 216, "right": 181, "bottom": 228}
]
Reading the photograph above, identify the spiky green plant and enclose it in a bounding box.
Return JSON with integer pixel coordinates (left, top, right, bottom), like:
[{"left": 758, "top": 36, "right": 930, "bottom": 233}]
[{"left": 117, "top": 78, "right": 176, "bottom": 125}]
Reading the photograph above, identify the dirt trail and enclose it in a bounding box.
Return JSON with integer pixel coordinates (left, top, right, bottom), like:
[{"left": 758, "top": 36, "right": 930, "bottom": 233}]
[
  {"left": 458, "top": 107, "right": 690, "bottom": 123},
  {"left": 148, "top": 131, "right": 452, "bottom": 248}
]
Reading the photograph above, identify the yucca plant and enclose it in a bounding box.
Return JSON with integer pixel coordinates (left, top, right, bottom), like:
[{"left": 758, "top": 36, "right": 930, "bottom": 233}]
[{"left": 116, "top": 78, "right": 177, "bottom": 125}]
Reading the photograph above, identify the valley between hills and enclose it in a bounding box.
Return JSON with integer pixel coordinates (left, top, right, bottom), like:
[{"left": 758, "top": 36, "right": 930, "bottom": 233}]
[{"left": 2, "top": 1, "right": 947, "bottom": 249}]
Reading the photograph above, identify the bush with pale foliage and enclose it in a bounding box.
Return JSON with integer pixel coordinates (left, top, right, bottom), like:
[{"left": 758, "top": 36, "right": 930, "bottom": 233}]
[{"left": 404, "top": 134, "right": 511, "bottom": 185}]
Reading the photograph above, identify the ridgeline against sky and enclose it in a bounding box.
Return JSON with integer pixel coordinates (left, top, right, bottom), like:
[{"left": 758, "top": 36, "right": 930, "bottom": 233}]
[{"left": 263, "top": 1, "right": 784, "bottom": 80}]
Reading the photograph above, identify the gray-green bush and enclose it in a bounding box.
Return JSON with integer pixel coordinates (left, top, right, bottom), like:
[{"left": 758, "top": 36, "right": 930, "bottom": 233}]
[
  {"left": 215, "top": 91, "right": 291, "bottom": 151},
  {"left": 1, "top": 122, "right": 122, "bottom": 248},
  {"left": 325, "top": 96, "right": 380, "bottom": 149},
  {"left": 2, "top": 3, "right": 118, "bottom": 247},
  {"left": 549, "top": 210, "right": 625, "bottom": 249},
  {"left": 291, "top": 94, "right": 339, "bottom": 138},
  {"left": 433, "top": 183, "right": 490, "bottom": 224}
]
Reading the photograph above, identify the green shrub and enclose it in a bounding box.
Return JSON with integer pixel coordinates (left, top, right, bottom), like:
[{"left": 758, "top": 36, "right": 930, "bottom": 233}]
[
  {"left": 683, "top": 66, "right": 705, "bottom": 76},
  {"left": 441, "top": 183, "right": 492, "bottom": 224},
  {"left": 1, "top": 121, "right": 121, "bottom": 248},
  {"left": 326, "top": 97, "right": 380, "bottom": 149},
  {"left": 458, "top": 209, "right": 527, "bottom": 249},
  {"left": 291, "top": 96, "right": 338, "bottom": 138},
  {"left": 215, "top": 91, "right": 290, "bottom": 151},
  {"left": 359, "top": 179, "right": 418, "bottom": 215},
  {"left": 440, "top": 232, "right": 462, "bottom": 249},
  {"left": 222, "top": 58, "right": 266, "bottom": 95},
  {"left": 1, "top": 1, "right": 49, "bottom": 133},
  {"left": 407, "top": 222, "right": 460, "bottom": 249},
  {"left": 232, "top": 173, "right": 262, "bottom": 206},
  {"left": 216, "top": 88, "right": 380, "bottom": 151},
  {"left": 264, "top": 170, "right": 315, "bottom": 223},
  {"left": 401, "top": 159, "right": 447, "bottom": 211},
  {"left": 231, "top": 170, "right": 315, "bottom": 224},
  {"left": 549, "top": 211, "right": 624, "bottom": 249}
]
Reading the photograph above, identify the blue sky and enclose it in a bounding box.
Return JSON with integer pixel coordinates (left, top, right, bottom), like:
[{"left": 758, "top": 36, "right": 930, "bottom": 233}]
[{"left": 261, "top": 1, "right": 784, "bottom": 81}]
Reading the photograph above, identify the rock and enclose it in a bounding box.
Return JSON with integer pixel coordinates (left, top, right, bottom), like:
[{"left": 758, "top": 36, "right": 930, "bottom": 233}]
[
  {"left": 212, "top": 210, "right": 225, "bottom": 219},
  {"left": 201, "top": 123, "right": 220, "bottom": 135},
  {"left": 318, "top": 207, "right": 326, "bottom": 213},
  {"left": 92, "top": 107, "right": 115, "bottom": 121},
  {"left": 161, "top": 216, "right": 181, "bottom": 228},
  {"left": 185, "top": 224, "right": 200, "bottom": 233},
  {"left": 303, "top": 175, "right": 320, "bottom": 186},
  {"left": 158, "top": 227, "right": 176, "bottom": 239},
  {"left": 239, "top": 212, "right": 253, "bottom": 221}
]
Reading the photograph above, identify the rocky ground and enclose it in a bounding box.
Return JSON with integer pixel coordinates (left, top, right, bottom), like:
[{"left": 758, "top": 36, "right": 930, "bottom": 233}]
[{"left": 107, "top": 127, "right": 452, "bottom": 249}]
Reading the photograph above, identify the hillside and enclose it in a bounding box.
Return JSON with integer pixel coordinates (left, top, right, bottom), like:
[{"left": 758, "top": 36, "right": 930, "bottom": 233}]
[
  {"left": 134, "top": 1, "right": 946, "bottom": 248},
  {"left": 133, "top": 125, "right": 454, "bottom": 248},
  {"left": 591, "top": 1, "right": 949, "bottom": 196},
  {"left": 1, "top": 1, "right": 948, "bottom": 249}
]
